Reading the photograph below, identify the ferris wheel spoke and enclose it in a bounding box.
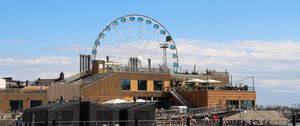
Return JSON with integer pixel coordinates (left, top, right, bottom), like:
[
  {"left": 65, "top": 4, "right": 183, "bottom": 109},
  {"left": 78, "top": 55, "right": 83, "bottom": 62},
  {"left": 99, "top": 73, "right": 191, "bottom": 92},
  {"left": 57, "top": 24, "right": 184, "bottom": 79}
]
[
  {"left": 139, "top": 22, "right": 145, "bottom": 40},
  {"left": 139, "top": 38, "right": 163, "bottom": 59},
  {"left": 127, "top": 21, "right": 133, "bottom": 42},
  {"left": 110, "top": 26, "right": 133, "bottom": 57},
  {"left": 102, "top": 42, "right": 131, "bottom": 60},
  {"left": 139, "top": 30, "right": 158, "bottom": 56}
]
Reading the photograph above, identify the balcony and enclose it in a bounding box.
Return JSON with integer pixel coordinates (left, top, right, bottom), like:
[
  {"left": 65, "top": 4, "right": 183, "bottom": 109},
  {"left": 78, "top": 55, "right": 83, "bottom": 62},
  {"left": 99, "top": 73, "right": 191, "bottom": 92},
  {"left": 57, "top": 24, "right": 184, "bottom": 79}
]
[
  {"left": 111, "top": 67, "right": 170, "bottom": 74},
  {"left": 175, "top": 85, "right": 255, "bottom": 92}
]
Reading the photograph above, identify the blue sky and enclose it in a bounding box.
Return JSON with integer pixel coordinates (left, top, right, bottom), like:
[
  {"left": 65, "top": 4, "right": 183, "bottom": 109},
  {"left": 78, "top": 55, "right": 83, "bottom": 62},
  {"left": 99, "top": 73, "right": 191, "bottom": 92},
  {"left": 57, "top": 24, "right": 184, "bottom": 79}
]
[{"left": 1, "top": 0, "right": 300, "bottom": 105}]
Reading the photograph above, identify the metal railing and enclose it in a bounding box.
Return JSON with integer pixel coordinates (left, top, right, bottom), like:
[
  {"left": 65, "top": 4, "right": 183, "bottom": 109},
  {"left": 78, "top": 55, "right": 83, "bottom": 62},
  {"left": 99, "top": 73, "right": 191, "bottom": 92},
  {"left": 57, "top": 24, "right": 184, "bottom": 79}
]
[
  {"left": 169, "top": 90, "right": 192, "bottom": 108},
  {"left": 80, "top": 72, "right": 116, "bottom": 88},
  {"left": 112, "top": 67, "right": 170, "bottom": 74},
  {"left": 14, "top": 120, "right": 158, "bottom": 126},
  {"left": 175, "top": 85, "right": 256, "bottom": 92},
  {"left": 0, "top": 88, "right": 46, "bottom": 94},
  {"left": 155, "top": 106, "right": 227, "bottom": 120},
  {"left": 65, "top": 70, "right": 89, "bottom": 84}
]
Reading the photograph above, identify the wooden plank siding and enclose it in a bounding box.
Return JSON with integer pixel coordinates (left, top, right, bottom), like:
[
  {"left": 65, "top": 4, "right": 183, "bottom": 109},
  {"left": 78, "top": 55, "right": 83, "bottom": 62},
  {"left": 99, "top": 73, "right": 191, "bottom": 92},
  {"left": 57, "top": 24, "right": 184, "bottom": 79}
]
[
  {"left": 47, "top": 83, "right": 80, "bottom": 101},
  {"left": 0, "top": 91, "right": 47, "bottom": 113},
  {"left": 80, "top": 72, "right": 171, "bottom": 102},
  {"left": 179, "top": 90, "right": 256, "bottom": 108}
]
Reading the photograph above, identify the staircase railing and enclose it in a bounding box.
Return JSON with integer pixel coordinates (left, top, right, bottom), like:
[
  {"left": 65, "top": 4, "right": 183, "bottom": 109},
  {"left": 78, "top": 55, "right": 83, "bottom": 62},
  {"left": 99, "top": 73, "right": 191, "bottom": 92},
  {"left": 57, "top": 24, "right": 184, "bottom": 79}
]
[
  {"left": 65, "top": 70, "right": 89, "bottom": 84},
  {"left": 80, "top": 72, "right": 116, "bottom": 88},
  {"left": 170, "top": 90, "right": 192, "bottom": 108}
]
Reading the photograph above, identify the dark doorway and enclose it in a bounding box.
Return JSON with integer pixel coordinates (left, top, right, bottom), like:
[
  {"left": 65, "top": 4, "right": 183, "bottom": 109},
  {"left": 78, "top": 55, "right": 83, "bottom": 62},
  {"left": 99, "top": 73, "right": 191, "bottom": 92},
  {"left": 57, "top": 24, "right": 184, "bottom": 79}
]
[{"left": 30, "top": 100, "right": 42, "bottom": 108}]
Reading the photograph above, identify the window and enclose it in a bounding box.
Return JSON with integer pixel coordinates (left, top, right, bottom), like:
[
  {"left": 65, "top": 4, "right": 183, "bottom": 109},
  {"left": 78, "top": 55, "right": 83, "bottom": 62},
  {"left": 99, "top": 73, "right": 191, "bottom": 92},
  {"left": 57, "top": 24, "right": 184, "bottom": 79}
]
[
  {"left": 154, "top": 80, "right": 163, "bottom": 91},
  {"left": 121, "top": 80, "right": 131, "bottom": 90},
  {"left": 9, "top": 100, "right": 23, "bottom": 112},
  {"left": 30, "top": 100, "right": 42, "bottom": 108},
  {"left": 138, "top": 80, "right": 147, "bottom": 90}
]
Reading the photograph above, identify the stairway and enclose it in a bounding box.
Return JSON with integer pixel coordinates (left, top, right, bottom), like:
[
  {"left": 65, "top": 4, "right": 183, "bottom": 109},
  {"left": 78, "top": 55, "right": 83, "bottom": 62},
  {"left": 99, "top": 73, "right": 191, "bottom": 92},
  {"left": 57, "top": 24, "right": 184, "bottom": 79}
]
[
  {"left": 65, "top": 70, "right": 89, "bottom": 84},
  {"left": 170, "top": 90, "right": 192, "bottom": 108},
  {"left": 80, "top": 72, "right": 115, "bottom": 88}
]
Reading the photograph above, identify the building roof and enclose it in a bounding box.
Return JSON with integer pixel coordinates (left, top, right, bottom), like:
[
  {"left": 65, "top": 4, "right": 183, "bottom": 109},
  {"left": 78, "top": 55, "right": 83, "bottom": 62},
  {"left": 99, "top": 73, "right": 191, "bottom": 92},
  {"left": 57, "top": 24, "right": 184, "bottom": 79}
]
[
  {"left": 24, "top": 101, "right": 155, "bottom": 112},
  {"left": 28, "top": 101, "right": 80, "bottom": 111},
  {"left": 109, "top": 102, "right": 155, "bottom": 110}
]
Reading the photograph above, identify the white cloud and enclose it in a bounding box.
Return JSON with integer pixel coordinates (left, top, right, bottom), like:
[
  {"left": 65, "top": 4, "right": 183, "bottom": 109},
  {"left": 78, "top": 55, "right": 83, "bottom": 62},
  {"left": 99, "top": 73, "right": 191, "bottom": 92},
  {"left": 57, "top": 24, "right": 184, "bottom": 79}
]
[
  {"left": 0, "top": 56, "right": 78, "bottom": 80},
  {"left": 173, "top": 39, "right": 300, "bottom": 96}
]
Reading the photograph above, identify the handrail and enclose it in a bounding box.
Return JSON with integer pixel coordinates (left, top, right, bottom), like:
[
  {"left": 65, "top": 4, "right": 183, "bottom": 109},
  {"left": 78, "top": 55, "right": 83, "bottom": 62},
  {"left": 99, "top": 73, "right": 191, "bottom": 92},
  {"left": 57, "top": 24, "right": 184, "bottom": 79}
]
[
  {"left": 0, "top": 88, "right": 46, "bottom": 94},
  {"left": 111, "top": 67, "right": 170, "bottom": 74},
  {"left": 176, "top": 85, "right": 256, "bottom": 91},
  {"left": 65, "top": 70, "right": 89, "bottom": 84},
  {"left": 169, "top": 90, "right": 192, "bottom": 108}
]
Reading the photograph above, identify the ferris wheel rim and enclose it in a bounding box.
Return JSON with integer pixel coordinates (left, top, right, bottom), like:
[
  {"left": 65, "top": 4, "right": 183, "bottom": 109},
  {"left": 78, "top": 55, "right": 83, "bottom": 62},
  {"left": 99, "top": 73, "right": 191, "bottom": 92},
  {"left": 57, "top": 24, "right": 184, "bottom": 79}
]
[{"left": 92, "top": 14, "right": 179, "bottom": 72}]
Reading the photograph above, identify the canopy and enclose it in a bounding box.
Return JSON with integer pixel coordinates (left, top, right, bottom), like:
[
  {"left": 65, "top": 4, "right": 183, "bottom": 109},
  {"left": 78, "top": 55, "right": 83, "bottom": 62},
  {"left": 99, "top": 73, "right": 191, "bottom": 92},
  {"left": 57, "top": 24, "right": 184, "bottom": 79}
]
[
  {"left": 186, "top": 78, "right": 220, "bottom": 83},
  {"left": 129, "top": 99, "right": 148, "bottom": 103},
  {"left": 206, "top": 79, "right": 220, "bottom": 83},
  {"left": 186, "top": 79, "right": 206, "bottom": 83},
  {"left": 102, "top": 99, "right": 129, "bottom": 104}
]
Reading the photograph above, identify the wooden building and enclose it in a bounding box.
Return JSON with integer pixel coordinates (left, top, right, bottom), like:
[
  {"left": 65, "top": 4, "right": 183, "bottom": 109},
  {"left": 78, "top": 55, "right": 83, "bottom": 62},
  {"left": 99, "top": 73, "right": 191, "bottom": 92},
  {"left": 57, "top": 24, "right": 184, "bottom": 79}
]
[
  {"left": 47, "top": 67, "right": 172, "bottom": 108},
  {"left": 0, "top": 88, "right": 47, "bottom": 113},
  {"left": 0, "top": 60, "right": 256, "bottom": 112},
  {"left": 178, "top": 90, "right": 256, "bottom": 108}
]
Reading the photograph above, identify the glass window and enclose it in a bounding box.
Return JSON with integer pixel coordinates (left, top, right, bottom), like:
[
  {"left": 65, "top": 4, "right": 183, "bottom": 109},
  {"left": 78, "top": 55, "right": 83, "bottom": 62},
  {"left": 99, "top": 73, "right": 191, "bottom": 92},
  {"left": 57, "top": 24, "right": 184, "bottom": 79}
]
[
  {"left": 154, "top": 80, "right": 163, "bottom": 91},
  {"left": 121, "top": 80, "right": 130, "bottom": 90},
  {"left": 9, "top": 100, "right": 23, "bottom": 112},
  {"left": 138, "top": 80, "right": 147, "bottom": 90}
]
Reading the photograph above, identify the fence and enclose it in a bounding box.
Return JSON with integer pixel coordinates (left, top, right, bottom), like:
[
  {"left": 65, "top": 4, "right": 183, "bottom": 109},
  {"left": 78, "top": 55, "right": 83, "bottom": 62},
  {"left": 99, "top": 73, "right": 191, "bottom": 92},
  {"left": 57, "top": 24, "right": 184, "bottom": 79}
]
[
  {"left": 2, "top": 119, "right": 300, "bottom": 126},
  {"left": 155, "top": 106, "right": 227, "bottom": 120},
  {"left": 112, "top": 67, "right": 170, "bottom": 74},
  {"left": 5, "top": 120, "right": 157, "bottom": 126}
]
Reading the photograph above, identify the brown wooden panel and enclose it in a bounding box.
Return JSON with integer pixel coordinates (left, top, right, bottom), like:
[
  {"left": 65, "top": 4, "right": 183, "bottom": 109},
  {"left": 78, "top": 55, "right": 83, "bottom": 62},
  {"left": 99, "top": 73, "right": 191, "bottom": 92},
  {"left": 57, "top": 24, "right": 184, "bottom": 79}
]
[
  {"left": 47, "top": 83, "right": 80, "bottom": 101},
  {"left": 80, "top": 72, "right": 171, "bottom": 102},
  {"left": 178, "top": 90, "right": 256, "bottom": 108},
  {"left": 0, "top": 91, "right": 47, "bottom": 113}
]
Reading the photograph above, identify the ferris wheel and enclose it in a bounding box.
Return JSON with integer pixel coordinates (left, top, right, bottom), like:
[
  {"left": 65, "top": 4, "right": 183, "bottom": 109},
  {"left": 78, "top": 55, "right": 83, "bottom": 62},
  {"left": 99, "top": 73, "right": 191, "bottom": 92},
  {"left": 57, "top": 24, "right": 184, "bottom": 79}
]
[{"left": 92, "top": 14, "right": 179, "bottom": 73}]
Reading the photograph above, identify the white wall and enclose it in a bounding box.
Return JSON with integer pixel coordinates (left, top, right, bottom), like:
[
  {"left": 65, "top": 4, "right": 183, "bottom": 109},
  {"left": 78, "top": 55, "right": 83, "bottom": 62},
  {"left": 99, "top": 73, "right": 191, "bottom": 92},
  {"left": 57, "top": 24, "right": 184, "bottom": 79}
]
[{"left": 0, "top": 78, "right": 6, "bottom": 89}]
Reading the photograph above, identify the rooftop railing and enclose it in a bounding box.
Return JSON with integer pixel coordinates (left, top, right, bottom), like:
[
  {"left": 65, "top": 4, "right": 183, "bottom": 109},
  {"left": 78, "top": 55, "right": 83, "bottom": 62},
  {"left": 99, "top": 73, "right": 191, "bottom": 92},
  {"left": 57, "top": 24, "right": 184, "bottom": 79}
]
[
  {"left": 111, "top": 67, "right": 170, "bottom": 74},
  {"left": 175, "top": 85, "right": 255, "bottom": 92},
  {"left": 0, "top": 88, "right": 46, "bottom": 94}
]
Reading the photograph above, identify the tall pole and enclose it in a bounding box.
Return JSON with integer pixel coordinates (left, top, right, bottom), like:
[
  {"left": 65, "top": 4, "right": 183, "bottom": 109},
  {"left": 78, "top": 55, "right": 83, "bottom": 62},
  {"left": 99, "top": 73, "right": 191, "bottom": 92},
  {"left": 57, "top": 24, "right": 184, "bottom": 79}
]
[
  {"left": 148, "top": 58, "right": 151, "bottom": 72},
  {"left": 252, "top": 76, "right": 255, "bottom": 90},
  {"left": 80, "top": 54, "right": 83, "bottom": 73},
  {"left": 163, "top": 47, "right": 167, "bottom": 67},
  {"left": 230, "top": 75, "right": 233, "bottom": 86},
  {"left": 87, "top": 55, "right": 91, "bottom": 72},
  {"left": 160, "top": 43, "right": 168, "bottom": 69}
]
